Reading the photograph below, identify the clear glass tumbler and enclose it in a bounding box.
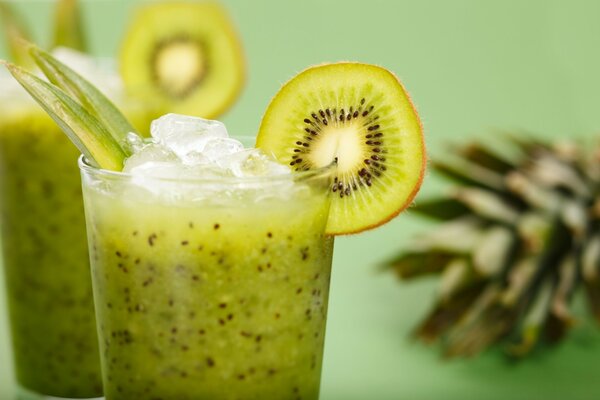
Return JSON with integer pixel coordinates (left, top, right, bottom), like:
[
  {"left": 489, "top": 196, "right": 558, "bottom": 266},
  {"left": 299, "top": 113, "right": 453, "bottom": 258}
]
[{"left": 80, "top": 156, "right": 335, "bottom": 400}]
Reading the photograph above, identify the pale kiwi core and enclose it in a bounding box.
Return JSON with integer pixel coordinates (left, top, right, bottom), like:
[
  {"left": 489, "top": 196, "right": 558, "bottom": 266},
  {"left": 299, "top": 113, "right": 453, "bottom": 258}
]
[
  {"left": 153, "top": 40, "right": 206, "bottom": 98},
  {"left": 309, "top": 123, "right": 363, "bottom": 173}
]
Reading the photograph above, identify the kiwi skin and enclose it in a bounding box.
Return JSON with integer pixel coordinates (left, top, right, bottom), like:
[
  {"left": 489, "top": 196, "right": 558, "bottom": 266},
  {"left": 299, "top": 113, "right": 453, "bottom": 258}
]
[{"left": 257, "top": 62, "right": 426, "bottom": 236}]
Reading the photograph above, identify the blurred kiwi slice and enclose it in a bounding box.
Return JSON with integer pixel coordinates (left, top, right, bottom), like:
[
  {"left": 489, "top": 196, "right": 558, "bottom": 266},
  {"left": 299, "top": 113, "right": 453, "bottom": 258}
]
[
  {"left": 119, "top": 1, "right": 245, "bottom": 119},
  {"left": 257, "top": 63, "right": 426, "bottom": 235}
]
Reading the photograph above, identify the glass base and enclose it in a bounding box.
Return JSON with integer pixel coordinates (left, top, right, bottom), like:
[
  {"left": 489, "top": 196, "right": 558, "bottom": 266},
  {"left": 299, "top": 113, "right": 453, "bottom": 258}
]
[{"left": 16, "top": 386, "right": 104, "bottom": 400}]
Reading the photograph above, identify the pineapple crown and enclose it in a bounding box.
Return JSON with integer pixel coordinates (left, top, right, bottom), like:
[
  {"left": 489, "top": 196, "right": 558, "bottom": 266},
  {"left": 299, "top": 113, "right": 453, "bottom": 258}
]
[{"left": 388, "top": 135, "right": 600, "bottom": 358}]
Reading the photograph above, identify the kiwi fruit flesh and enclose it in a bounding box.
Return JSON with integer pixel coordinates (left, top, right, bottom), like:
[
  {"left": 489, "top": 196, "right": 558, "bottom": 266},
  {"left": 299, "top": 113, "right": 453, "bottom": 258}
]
[
  {"left": 256, "top": 63, "right": 426, "bottom": 235},
  {"left": 119, "top": 1, "right": 245, "bottom": 119}
]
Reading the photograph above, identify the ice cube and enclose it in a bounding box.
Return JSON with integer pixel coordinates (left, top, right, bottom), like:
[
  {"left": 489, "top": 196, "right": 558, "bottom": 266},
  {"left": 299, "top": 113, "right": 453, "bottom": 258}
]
[
  {"left": 123, "top": 143, "right": 179, "bottom": 174},
  {"left": 150, "top": 114, "right": 228, "bottom": 141},
  {"left": 123, "top": 132, "right": 146, "bottom": 154},
  {"left": 122, "top": 143, "right": 188, "bottom": 198},
  {"left": 217, "top": 149, "right": 291, "bottom": 177},
  {"left": 240, "top": 149, "right": 291, "bottom": 176},
  {"left": 175, "top": 137, "right": 243, "bottom": 168},
  {"left": 215, "top": 149, "right": 257, "bottom": 176},
  {"left": 262, "top": 159, "right": 293, "bottom": 176},
  {"left": 126, "top": 162, "right": 184, "bottom": 180},
  {"left": 202, "top": 138, "right": 244, "bottom": 161},
  {"left": 177, "top": 151, "right": 211, "bottom": 166},
  {"left": 187, "top": 163, "right": 231, "bottom": 179},
  {"left": 150, "top": 114, "right": 229, "bottom": 164}
]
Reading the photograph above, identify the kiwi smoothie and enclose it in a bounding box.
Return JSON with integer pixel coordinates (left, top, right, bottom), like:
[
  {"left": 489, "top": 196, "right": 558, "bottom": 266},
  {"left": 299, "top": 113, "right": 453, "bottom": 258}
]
[
  {"left": 0, "top": 107, "right": 103, "bottom": 397},
  {"left": 81, "top": 153, "right": 334, "bottom": 400}
]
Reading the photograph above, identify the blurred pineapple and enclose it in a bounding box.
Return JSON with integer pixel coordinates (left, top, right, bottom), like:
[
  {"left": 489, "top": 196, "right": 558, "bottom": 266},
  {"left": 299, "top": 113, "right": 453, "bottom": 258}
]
[{"left": 387, "top": 136, "right": 600, "bottom": 358}]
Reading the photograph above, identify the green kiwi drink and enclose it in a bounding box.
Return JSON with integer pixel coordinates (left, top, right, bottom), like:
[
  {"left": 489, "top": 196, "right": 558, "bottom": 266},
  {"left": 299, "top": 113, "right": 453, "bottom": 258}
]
[
  {"left": 80, "top": 117, "right": 334, "bottom": 399},
  {"left": 0, "top": 106, "right": 103, "bottom": 398},
  {"left": 0, "top": 51, "right": 152, "bottom": 398}
]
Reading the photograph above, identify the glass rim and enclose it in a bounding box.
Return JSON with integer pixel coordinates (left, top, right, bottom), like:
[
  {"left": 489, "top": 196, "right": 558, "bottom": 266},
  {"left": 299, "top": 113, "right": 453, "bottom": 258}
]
[{"left": 78, "top": 154, "right": 336, "bottom": 185}]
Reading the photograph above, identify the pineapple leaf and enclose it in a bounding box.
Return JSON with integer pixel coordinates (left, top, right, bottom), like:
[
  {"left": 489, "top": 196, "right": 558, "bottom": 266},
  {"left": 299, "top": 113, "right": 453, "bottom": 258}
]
[
  {"left": 459, "top": 142, "right": 516, "bottom": 174},
  {"left": 411, "top": 197, "right": 470, "bottom": 221},
  {"left": 582, "top": 233, "right": 600, "bottom": 321},
  {"left": 503, "top": 132, "right": 550, "bottom": 155},
  {"left": 544, "top": 312, "right": 570, "bottom": 344},
  {"left": 525, "top": 153, "right": 590, "bottom": 197},
  {"left": 453, "top": 188, "right": 520, "bottom": 225},
  {"left": 433, "top": 157, "right": 505, "bottom": 191},
  {"left": 560, "top": 200, "right": 588, "bottom": 238},
  {"left": 386, "top": 251, "right": 454, "bottom": 279},
  {"left": 3, "top": 61, "right": 126, "bottom": 170},
  {"left": 507, "top": 279, "right": 554, "bottom": 357},
  {"left": 516, "top": 212, "right": 552, "bottom": 253},
  {"left": 581, "top": 234, "right": 600, "bottom": 283},
  {"left": 52, "top": 0, "right": 86, "bottom": 51},
  {"left": 413, "top": 217, "right": 485, "bottom": 253},
  {"left": 506, "top": 172, "right": 563, "bottom": 212},
  {"left": 0, "top": 2, "right": 33, "bottom": 66},
  {"left": 584, "top": 279, "right": 600, "bottom": 323},
  {"left": 501, "top": 257, "right": 538, "bottom": 307},
  {"left": 550, "top": 254, "right": 578, "bottom": 325},
  {"left": 444, "top": 286, "right": 518, "bottom": 358},
  {"left": 438, "top": 259, "right": 477, "bottom": 301},
  {"left": 472, "top": 226, "right": 515, "bottom": 277},
  {"left": 415, "top": 284, "right": 485, "bottom": 343},
  {"left": 29, "top": 45, "right": 137, "bottom": 148}
]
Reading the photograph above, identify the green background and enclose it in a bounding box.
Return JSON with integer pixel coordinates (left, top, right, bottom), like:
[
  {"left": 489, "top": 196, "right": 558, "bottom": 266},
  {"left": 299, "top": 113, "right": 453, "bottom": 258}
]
[{"left": 2, "top": 0, "right": 600, "bottom": 399}]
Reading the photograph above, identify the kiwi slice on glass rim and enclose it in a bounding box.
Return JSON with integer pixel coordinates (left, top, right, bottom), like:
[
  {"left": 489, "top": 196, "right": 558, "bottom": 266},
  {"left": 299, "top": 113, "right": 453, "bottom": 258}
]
[
  {"left": 257, "top": 63, "right": 426, "bottom": 235},
  {"left": 120, "top": 1, "right": 245, "bottom": 118}
]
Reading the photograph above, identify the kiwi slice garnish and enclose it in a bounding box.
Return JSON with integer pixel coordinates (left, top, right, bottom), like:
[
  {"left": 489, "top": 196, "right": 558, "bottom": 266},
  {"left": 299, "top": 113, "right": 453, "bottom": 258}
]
[
  {"left": 119, "top": 1, "right": 245, "bottom": 118},
  {"left": 257, "top": 63, "right": 426, "bottom": 235}
]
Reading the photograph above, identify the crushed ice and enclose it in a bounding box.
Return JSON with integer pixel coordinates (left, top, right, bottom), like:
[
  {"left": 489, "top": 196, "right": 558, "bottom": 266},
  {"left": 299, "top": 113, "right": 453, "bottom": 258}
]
[{"left": 122, "top": 114, "right": 296, "bottom": 201}]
